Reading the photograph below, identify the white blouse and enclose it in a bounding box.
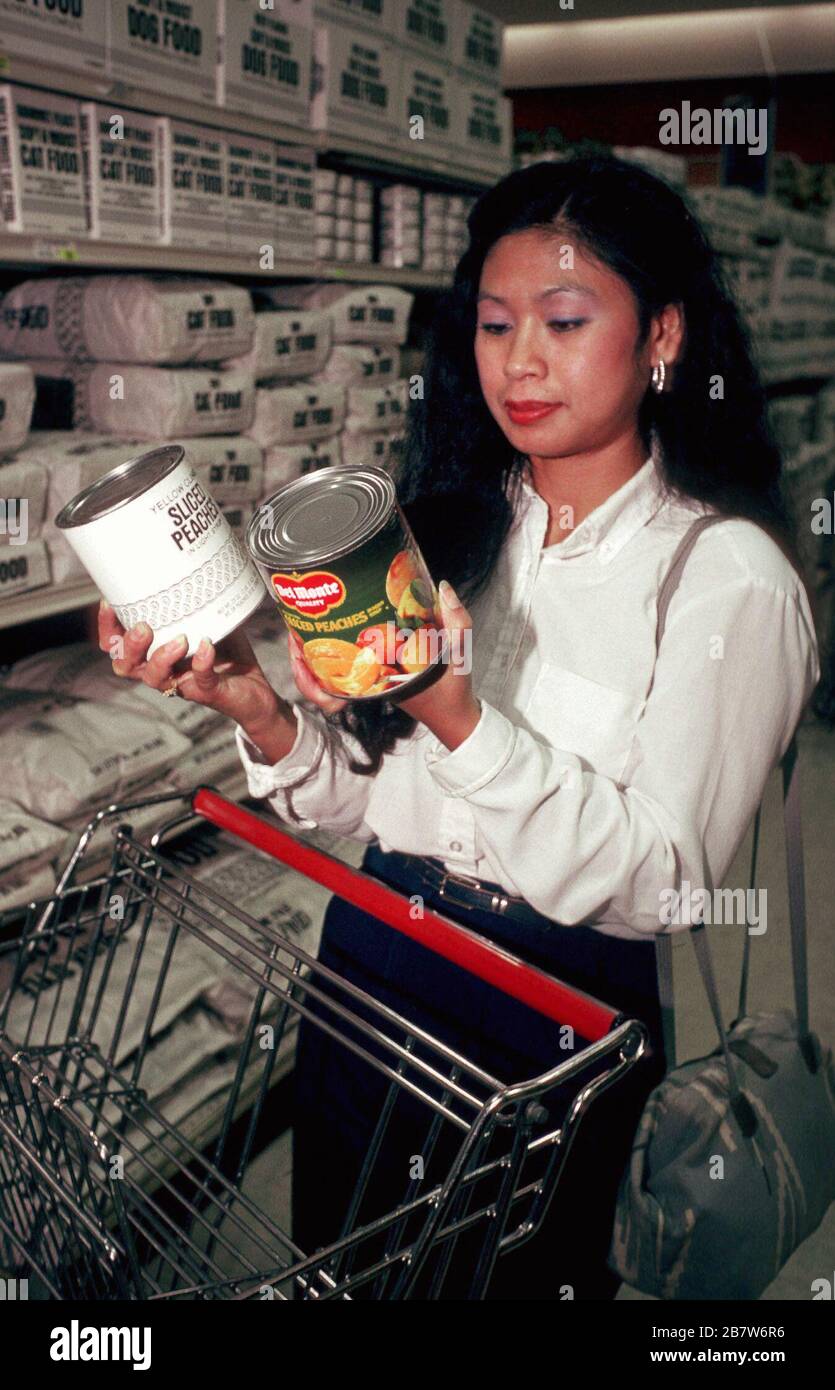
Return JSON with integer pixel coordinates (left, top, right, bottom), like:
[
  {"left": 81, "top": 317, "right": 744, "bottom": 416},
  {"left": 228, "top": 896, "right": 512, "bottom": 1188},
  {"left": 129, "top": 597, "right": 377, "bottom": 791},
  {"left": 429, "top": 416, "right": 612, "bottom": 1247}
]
[{"left": 234, "top": 454, "right": 820, "bottom": 941}]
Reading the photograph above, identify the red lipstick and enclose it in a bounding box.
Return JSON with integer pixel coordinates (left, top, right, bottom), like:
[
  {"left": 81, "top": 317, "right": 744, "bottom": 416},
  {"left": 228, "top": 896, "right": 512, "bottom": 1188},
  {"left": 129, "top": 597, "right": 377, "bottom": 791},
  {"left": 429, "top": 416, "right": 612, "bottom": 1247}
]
[{"left": 505, "top": 400, "right": 563, "bottom": 425}]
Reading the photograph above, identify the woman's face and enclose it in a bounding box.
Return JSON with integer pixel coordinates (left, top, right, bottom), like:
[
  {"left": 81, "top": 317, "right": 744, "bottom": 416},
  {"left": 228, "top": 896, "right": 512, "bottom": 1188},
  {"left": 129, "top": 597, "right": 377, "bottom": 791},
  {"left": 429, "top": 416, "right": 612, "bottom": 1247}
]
[{"left": 474, "top": 227, "right": 659, "bottom": 461}]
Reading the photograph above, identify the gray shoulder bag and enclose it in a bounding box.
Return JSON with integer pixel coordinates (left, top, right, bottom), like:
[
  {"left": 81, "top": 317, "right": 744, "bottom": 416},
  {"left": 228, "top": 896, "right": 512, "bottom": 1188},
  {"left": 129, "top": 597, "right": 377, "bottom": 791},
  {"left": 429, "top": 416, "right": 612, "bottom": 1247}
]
[{"left": 607, "top": 513, "right": 835, "bottom": 1300}]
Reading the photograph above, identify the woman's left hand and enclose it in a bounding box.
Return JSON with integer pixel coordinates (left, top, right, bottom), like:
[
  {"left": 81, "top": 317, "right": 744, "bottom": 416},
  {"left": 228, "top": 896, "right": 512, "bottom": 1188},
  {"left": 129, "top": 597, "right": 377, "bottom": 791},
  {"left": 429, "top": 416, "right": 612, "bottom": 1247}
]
[{"left": 391, "top": 580, "right": 482, "bottom": 751}]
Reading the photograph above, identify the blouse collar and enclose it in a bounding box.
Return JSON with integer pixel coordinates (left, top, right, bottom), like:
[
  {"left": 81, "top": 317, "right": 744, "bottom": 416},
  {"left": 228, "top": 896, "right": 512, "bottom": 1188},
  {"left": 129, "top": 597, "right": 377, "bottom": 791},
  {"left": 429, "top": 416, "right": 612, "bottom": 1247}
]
[{"left": 509, "top": 440, "right": 670, "bottom": 564}]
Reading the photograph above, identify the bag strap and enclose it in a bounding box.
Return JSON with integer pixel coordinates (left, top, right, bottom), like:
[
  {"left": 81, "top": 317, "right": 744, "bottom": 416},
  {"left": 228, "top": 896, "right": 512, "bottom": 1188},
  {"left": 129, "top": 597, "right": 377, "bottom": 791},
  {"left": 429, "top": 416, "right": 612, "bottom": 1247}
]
[
  {"left": 651, "top": 515, "right": 810, "bottom": 1100},
  {"left": 652, "top": 514, "right": 727, "bottom": 1072}
]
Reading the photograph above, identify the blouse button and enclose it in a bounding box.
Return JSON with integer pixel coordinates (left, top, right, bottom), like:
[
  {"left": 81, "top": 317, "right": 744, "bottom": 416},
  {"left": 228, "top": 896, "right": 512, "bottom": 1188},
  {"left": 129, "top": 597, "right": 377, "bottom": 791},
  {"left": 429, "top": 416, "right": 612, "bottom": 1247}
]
[{"left": 449, "top": 840, "right": 463, "bottom": 852}]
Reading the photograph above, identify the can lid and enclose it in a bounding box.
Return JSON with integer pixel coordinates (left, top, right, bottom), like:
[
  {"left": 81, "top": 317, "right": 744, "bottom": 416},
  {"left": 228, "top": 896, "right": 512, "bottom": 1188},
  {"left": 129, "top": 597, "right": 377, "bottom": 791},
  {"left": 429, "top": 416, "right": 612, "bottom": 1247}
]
[
  {"left": 246, "top": 466, "right": 396, "bottom": 568},
  {"left": 54, "top": 444, "right": 186, "bottom": 530}
]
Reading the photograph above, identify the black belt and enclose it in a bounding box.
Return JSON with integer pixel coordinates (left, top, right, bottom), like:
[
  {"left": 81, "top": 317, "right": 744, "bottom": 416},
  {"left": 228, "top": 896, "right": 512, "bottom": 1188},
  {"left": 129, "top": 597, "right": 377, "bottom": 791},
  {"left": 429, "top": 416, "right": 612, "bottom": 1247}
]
[{"left": 393, "top": 852, "right": 547, "bottom": 927}]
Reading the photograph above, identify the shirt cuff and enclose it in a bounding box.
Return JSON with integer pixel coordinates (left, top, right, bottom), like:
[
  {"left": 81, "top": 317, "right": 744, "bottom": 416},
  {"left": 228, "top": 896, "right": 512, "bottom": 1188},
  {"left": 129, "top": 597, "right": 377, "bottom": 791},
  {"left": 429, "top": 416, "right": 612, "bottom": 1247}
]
[
  {"left": 422, "top": 698, "right": 517, "bottom": 797},
  {"left": 234, "top": 704, "right": 325, "bottom": 801}
]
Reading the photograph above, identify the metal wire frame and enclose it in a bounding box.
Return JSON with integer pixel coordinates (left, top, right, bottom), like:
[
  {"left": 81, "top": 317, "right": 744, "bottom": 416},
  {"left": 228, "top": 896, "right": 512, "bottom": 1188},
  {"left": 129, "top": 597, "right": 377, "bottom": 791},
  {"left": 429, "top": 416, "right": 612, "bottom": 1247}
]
[{"left": 0, "top": 787, "right": 649, "bottom": 1300}]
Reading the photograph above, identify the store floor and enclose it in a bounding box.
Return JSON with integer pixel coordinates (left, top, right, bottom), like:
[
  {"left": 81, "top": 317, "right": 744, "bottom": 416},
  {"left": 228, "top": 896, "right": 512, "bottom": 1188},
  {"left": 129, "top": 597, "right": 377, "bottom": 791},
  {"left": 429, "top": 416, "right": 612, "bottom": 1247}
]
[{"left": 237, "top": 718, "right": 835, "bottom": 1301}]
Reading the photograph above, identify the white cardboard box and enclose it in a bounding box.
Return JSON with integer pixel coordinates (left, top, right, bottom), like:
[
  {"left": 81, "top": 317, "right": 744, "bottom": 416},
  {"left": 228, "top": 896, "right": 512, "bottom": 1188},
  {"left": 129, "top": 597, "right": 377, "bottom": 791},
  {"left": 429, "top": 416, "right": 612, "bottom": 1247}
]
[
  {"left": 390, "top": 0, "right": 454, "bottom": 63},
  {"left": 274, "top": 141, "right": 316, "bottom": 261},
  {"left": 0, "top": 84, "right": 85, "bottom": 236},
  {"left": 80, "top": 103, "right": 163, "bottom": 242},
  {"left": 311, "top": 21, "right": 400, "bottom": 146},
  {"left": 0, "top": 0, "right": 106, "bottom": 73},
  {"left": 396, "top": 51, "right": 455, "bottom": 165},
  {"left": 218, "top": 0, "right": 312, "bottom": 124},
  {"left": 157, "top": 118, "right": 228, "bottom": 252},
  {"left": 450, "top": 79, "right": 511, "bottom": 175},
  {"left": 107, "top": 0, "right": 216, "bottom": 105},
  {"left": 451, "top": 1, "right": 503, "bottom": 86},
  {"left": 226, "top": 133, "right": 279, "bottom": 258},
  {"left": 313, "top": 0, "right": 397, "bottom": 38}
]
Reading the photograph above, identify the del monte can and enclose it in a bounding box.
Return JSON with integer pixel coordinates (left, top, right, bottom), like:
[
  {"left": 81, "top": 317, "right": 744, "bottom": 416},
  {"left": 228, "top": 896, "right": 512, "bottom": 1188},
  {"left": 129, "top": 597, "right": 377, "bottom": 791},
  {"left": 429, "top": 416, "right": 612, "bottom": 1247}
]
[
  {"left": 246, "top": 467, "right": 444, "bottom": 701},
  {"left": 54, "top": 444, "right": 265, "bottom": 657}
]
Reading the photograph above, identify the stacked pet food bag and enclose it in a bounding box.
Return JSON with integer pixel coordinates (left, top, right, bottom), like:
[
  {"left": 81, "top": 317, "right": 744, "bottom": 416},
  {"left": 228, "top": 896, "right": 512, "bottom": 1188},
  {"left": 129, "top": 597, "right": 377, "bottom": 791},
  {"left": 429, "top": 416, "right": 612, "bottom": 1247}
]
[{"left": 0, "top": 273, "right": 415, "bottom": 912}]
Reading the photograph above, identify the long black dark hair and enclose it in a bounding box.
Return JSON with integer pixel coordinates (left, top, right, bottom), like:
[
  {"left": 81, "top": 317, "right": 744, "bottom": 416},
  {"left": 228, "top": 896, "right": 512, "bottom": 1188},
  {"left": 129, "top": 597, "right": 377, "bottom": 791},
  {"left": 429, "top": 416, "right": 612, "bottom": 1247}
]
[{"left": 328, "top": 154, "right": 799, "bottom": 775}]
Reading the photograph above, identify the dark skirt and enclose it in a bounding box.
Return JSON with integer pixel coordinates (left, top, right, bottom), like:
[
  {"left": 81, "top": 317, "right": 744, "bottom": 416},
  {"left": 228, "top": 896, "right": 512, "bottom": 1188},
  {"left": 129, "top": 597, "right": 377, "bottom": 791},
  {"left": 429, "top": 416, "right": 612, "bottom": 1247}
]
[{"left": 291, "top": 842, "right": 668, "bottom": 1301}]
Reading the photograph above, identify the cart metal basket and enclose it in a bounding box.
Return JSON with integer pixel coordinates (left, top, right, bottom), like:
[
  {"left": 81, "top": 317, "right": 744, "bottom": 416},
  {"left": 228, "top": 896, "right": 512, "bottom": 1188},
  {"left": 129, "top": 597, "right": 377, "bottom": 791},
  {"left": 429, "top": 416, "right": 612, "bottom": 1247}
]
[{"left": 0, "top": 787, "right": 648, "bottom": 1300}]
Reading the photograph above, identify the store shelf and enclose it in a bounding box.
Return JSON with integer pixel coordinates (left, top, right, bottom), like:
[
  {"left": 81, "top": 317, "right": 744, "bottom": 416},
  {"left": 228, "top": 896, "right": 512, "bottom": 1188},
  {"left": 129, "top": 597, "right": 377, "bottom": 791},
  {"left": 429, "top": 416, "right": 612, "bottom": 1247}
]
[
  {"left": 318, "top": 140, "right": 498, "bottom": 192},
  {"left": 0, "top": 52, "right": 499, "bottom": 193},
  {"left": 0, "top": 580, "right": 99, "bottom": 631},
  {"left": 0, "top": 52, "right": 318, "bottom": 150},
  {"left": 0, "top": 234, "right": 453, "bottom": 288}
]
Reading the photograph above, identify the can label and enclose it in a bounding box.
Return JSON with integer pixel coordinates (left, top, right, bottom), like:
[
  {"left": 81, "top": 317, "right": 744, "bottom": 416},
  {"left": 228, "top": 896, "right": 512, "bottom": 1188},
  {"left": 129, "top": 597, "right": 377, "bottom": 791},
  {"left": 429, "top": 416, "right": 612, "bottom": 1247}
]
[
  {"left": 266, "top": 512, "right": 444, "bottom": 700},
  {"left": 57, "top": 457, "right": 264, "bottom": 657}
]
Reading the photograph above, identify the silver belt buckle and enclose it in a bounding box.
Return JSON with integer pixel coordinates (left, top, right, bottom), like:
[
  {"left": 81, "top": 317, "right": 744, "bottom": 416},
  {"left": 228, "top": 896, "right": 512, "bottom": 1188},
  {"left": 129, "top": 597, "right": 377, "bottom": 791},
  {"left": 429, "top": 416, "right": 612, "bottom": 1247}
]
[{"left": 437, "top": 868, "right": 510, "bottom": 915}]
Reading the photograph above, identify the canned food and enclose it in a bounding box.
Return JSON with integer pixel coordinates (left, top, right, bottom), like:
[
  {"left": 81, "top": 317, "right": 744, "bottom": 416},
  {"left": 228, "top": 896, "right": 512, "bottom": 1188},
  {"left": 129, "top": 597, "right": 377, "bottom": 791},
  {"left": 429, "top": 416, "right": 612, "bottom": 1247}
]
[
  {"left": 54, "top": 444, "right": 265, "bottom": 657},
  {"left": 246, "top": 466, "right": 444, "bottom": 701}
]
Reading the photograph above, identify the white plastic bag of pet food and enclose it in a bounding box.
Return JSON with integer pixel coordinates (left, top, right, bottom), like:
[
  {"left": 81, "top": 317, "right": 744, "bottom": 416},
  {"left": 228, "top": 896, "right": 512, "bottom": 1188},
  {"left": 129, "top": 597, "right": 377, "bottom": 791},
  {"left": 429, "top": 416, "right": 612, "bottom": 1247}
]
[
  {"left": 260, "top": 435, "right": 342, "bottom": 497},
  {"left": 223, "top": 310, "right": 333, "bottom": 382},
  {"left": 340, "top": 429, "right": 405, "bottom": 471},
  {"left": 0, "top": 689, "right": 192, "bottom": 822},
  {"left": 0, "top": 364, "right": 35, "bottom": 456},
  {"left": 220, "top": 503, "right": 251, "bottom": 539},
  {"left": 246, "top": 621, "right": 301, "bottom": 707},
  {"left": 0, "top": 858, "right": 56, "bottom": 913},
  {"left": 27, "top": 363, "right": 256, "bottom": 437},
  {"left": 172, "top": 436, "right": 264, "bottom": 505},
  {"left": 311, "top": 343, "right": 400, "bottom": 386},
  {"left": 266, "top": 283, "right": 414, "bottom": 345},
  {"left": 13, "top": 433, "right": 151, "bottom": 516},
  {"left": 246, "top": 381, "right": 345, "bottom": 448},
  {"left": 0, "top": 799, "right": 64, "bottom": 910},
  {"left": 0, "top": 457, "right": 47, "bottom": 542},
  {"left": 339, "top": 428, "right": 402, "bottom": 472},
  {"left": 344, "top": 379, "right": 407, "bottom": 434},
  {"left": 156, "top": 726, "right": 243, "bottom": 794},
  {"left": 0, "top": 276, "right": 255, "bottom": 363},
  {"left": 39, "top": 523, "right": 87, "bottom": 584},
  {"left": 4, "top": 641, "right": 221, "bottom": 743},
  {"left": 0, "top": 539, "right": 50, "bottom": 599}
]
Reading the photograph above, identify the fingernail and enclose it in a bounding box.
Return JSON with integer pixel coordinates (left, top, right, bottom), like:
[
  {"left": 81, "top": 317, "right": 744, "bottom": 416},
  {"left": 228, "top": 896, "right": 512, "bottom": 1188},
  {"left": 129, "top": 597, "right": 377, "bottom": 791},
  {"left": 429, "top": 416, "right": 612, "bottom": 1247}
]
[
  {"left": 163, "top": 633, "right": 188, "bottom": 654},
  {"left": 439, "top": 579, "right": 462, "bottom": 609},
  {"left": 196, "top": 638, "right": 211, "bottom": 657},
  {"left": 130, "top": 622, "right": 151, "bottom": 639},
  {"left": 100, "top": 598, "right": 111, "bottom": 612}
]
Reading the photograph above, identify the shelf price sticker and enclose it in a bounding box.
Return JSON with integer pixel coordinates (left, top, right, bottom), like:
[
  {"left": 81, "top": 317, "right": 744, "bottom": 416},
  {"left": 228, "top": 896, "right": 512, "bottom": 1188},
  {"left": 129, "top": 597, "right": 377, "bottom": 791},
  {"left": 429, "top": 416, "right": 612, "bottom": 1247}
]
[{"left": 32, "top": 241, "right": 80, "bottom": 263}]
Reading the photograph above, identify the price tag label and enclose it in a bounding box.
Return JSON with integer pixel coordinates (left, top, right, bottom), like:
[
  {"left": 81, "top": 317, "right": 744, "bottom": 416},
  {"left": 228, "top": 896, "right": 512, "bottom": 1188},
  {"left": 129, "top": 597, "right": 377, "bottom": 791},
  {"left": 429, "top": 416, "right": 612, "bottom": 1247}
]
[{"left": 31, "top": 241, "right": 81, "bottom": 263}]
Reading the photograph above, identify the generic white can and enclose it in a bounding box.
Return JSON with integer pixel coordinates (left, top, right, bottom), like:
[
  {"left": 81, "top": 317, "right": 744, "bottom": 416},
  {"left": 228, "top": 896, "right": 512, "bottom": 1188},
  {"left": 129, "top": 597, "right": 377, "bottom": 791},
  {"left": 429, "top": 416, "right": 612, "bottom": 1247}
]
[{"left": 54, "top": 444, "right": 265, "bottom": 657}]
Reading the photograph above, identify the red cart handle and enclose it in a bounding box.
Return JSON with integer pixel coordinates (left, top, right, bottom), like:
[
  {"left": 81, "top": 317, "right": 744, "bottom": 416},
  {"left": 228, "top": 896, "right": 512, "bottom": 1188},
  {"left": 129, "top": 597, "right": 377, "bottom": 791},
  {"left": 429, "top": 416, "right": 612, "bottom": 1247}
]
[{"left": 191, "top": 788, "right": 619, "bottom": 1042}]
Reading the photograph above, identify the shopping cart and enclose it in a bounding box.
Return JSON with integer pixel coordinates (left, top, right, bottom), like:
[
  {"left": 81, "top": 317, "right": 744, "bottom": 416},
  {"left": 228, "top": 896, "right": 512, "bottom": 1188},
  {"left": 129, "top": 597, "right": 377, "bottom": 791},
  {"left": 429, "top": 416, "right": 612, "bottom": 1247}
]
[{"left": 0, "top": 787, "right": 649, "bottom": 1301}]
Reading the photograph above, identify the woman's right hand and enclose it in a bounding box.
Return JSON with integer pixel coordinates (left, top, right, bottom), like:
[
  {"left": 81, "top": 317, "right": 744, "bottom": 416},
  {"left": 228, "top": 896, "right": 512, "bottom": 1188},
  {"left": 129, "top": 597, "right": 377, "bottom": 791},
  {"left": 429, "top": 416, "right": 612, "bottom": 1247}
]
[{"left": 98, "top": 602, "right": 346, "bottom": 737}]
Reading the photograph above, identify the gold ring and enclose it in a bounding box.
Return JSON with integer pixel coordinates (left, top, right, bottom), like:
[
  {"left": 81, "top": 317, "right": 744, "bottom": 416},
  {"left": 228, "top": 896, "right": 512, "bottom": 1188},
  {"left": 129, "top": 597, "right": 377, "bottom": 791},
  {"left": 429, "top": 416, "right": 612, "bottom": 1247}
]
[{"left": 161, "top": 680, "right": 181, "bottom": 698}]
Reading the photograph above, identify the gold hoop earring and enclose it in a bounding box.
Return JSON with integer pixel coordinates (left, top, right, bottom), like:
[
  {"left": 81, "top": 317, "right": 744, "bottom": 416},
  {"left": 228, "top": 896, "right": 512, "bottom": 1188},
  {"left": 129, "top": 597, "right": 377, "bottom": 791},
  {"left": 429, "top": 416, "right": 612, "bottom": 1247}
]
[{"left": 651, "top": 360, "right": 666, "bottom": 394}]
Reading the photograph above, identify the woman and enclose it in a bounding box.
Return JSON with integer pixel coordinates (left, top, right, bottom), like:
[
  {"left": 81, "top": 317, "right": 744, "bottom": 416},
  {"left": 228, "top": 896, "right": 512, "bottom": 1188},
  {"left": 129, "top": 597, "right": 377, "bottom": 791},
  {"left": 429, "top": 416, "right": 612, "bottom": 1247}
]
[{"left": 101, "top": 156, "right": 819, "bottom": 1299}]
